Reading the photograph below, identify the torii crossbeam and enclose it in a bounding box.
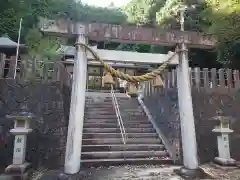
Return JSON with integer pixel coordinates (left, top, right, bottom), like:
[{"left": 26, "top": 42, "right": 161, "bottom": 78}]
[{"left": 39, "top": 18, "right": 216, "bottom": 49}]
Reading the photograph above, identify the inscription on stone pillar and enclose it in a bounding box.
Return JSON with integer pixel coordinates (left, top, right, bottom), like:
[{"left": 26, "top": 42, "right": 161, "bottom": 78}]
[{"left": 13, "top": 135, "right": 26, "bottom": 165}]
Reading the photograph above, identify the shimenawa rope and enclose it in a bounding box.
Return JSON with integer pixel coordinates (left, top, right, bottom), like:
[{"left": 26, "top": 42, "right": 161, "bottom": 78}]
[{"left": 76, "top": 42, "right": 182, "bottom": 83}]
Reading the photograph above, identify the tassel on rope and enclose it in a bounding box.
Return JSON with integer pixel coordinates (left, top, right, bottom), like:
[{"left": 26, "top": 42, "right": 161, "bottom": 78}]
[
  {"left": 127, "top": 82, "right": 138, "bottom": 97},
  {"left": 103, "top": 72, "right": 114, "bottom": 85},
  {"left": 152, "top": 75, "right": 164, "bottom": 87}
]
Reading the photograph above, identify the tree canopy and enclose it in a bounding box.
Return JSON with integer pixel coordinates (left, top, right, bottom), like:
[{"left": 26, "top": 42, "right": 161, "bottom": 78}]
[{"left": 0, "top": 0, "right": 239, "bottom": 67}]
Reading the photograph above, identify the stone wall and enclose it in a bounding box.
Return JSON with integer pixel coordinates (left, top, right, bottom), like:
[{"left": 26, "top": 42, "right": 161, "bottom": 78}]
[
  {"left": 193, "top": 89, "right": 240, "bottom": 163},
  {"left": 1, "top": 78, "right": 240, "bottom": 171},
  {"left": 144, "top": 88, "right": 240, "bottom": 164},
  {"left": 143, "top": 88, "right": 181, "bottom": 161},
  {"left": 0, "top": 80, "right": 70, "bottom": 172}
]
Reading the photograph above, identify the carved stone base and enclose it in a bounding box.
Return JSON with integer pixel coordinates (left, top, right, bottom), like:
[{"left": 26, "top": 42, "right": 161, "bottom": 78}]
[
  {"left": 214, "top": 157, "right": 237, "bottom": 166},
  {"left": 174, "top": 166, "right": 207, "bottom": 179},
  {"left": 57, "top": 171, "right": 86, "bottom": 180},
  {"left": 5, "top": 163, "right": 31, "bottom": 174},
  {"left": 0, "top": 173, "right": 30, "bottom": 180},
  {"left": 1, "top": 163, "right": 32, "bottom": 180}
]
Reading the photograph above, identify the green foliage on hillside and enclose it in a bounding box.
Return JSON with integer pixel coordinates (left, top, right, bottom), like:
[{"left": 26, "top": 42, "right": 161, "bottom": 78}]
[
  {"left": 0, "top": 0, "right": 126, "bottom": 62},
  {"left": 0, "top": 0, "right": 239, "bottom": 67},
  {"left": 202, "top": 0, "right": 240, "bottom": 66}
]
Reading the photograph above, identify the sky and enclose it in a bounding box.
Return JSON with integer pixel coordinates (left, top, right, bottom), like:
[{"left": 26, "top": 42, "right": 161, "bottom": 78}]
[{"left": 81, "top": 0, "right": 130, "bottom": 7}]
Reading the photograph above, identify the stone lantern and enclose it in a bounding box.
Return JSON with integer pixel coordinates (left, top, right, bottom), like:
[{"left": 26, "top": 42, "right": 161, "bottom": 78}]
[
  {"left": 212, "top": 115, "right": 236, "bottom": 166},
  {"left": 4, "top": 106, "right": 35, "bottom": 177}
]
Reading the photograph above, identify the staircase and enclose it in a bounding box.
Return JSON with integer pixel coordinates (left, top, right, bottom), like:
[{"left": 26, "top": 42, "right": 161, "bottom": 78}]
[{"left": 81, "top": 92, "right": 172, "bottom": 166}]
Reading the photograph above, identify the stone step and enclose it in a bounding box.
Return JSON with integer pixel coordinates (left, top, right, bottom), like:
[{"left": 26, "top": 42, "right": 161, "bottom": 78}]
[
  {"left": 86, "top": 99, "right": 132, "bottom": 103},
  {"left": 86, "top": 101, "right": 133, "bottom": 104},
  {"left": 82, "top": 133, "right": 158, "bottom": 139},
  {"left": 81, "top": 150, "right": 168, "bottom": 159},
  {"left": 86, "top": 103, "right": 140, "bottom": 107},
  {"left": 82, "top": 138, "right": 161, "bottom": 145},
  {"left": 119, "top": 108, "right": 143, "bottom": 110},
  {"left": 85, "top": 119, "right": 149, "bottom": 123},
  {"left": 118, "top": 104, "right": 141, "bottom": 106},
  {"left": 88, "top": 101, "right": 135, "bottom": 104},
  {"left": 84, "top": 111, "right": 116, "bottom": 115},
  {"left": 82, "top": 144, "right": 165, "bottom": 152},
  {"left": 120, "top": 109, "right": 143, "bottom": 112},
  {"left": 85, "top": 106, "right": 113, "bottom": 109},
  {"left": 85, "top": 106, "right": 114, "bottom": 109},
  {"left": 123, "top": 115, "right": 147, "bottom": 118},
  {"left": 85, "top": 114, "right": 117, "bottom": 119},
  {"left": 85, "top": 106, "right": 142, "bottom": 110},
  {"left": 81, "top": 158, "right": 173, "bottom": 166},
  {"left": 85, "top": 103, "right": 113, "bottom": 106},
  {"left": 85, "top": 109, "right": 143, "bottom": 113},
  {"left": 83, "top": 128, "right": 155, "bottom": 133},
  {"left": 85, "top": 116, "right": 148, "bottom": 121},
  {"left": 86, "top": 104, "right": 114, "bottom": 108},
  {"left": 121, "top": 113, "right": 145, "bottom": 116},
  {"left": 83, "top": 123, "right": 153, "bottom": 128},
  {"left": 88, "top": 117, "right": 146, "bottom": 120},
  {"left": 122, "top": 118, "right": 149, "bottom": 122}
]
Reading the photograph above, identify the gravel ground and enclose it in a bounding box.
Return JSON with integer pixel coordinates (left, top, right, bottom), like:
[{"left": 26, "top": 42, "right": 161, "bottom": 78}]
[
  {"left": 82, "top": 165, "right": 183, "bottom": 180},
  {"left": 200, "top": 164, "right": 240, "bottom": 180},
  {"left": 36, "top": 164, "right": 240, "bottom": 180},
  {"left": 38, "top": 165, "right": 184, "bottom": 180}
]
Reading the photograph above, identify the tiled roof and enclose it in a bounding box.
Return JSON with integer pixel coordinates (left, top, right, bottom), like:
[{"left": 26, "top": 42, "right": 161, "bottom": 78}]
[{"left": 0, "top": 37, "right": 18, "bottom": 47}]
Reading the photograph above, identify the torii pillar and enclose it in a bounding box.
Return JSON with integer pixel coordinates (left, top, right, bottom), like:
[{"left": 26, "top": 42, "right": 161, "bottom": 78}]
[
  {"left": 61, "top": 24, "right": 88, "bottom": 176},
  {"left": 175, "top": 40, "right": 200, "bottom": 178}
]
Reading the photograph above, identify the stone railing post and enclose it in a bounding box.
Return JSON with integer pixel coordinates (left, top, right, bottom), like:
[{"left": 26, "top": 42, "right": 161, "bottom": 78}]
[{"left": 63, "top": 24, "right": 87, "bottom": 175}]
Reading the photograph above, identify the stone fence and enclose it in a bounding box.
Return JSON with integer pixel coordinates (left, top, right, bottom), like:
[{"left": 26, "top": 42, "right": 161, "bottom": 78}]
[{"left": 160, "top": 67, "right": 240, "bottom": 90}]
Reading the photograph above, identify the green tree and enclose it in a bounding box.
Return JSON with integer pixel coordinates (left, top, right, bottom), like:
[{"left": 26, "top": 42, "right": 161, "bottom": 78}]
[
  {"left": 0, "top": 0, "right": 126, "bottom": 41},
  {"left": 124, "top": 0, "right": 166, "bottom": 26},
  {"left": 1, "top": 0, "right": 240, "bottom": 68},
  {"left": 24, "top": 28, "right": 63, "bottom": 79},
  {"left": 202, "top": 0, "right": 240, "bottom": 67},
  {"left": 25, "top": 28, "right": 62, "bottom": 60}
]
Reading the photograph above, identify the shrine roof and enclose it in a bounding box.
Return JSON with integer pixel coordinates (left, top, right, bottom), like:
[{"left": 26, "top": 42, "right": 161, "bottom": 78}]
[
  {"left": 0, "top": 37, "right": 18, "bottom": 47},
  {"left": 57, "top": 45, "right": 179, "bottom": 65},
  {"left": 0, "top": 37, "right": 25, "bottom": 50}
]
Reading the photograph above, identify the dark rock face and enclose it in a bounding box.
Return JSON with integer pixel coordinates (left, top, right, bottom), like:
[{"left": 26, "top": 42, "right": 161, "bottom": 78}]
[
  {"left": 144, "top": 88, "right": 240, "bottom": 164},
  {"left": 0, "top": 80, "right": 70, "bottom": 172}
]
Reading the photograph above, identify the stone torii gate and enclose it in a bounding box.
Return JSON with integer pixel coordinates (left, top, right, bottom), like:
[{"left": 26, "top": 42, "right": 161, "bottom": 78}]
[{"left": 40, "top": 18, "right": 216, "bottom": 177}]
